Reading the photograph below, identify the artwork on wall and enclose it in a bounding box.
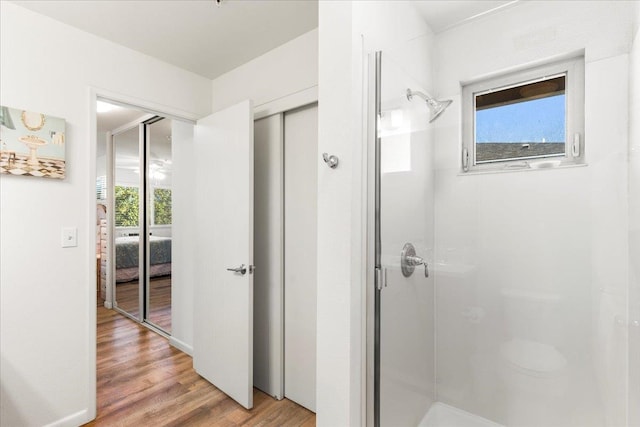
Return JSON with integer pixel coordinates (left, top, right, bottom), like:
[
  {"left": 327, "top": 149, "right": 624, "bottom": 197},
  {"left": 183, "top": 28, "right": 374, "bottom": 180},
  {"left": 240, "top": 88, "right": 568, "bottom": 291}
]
[{"left": 0, "top": 106, "right": 66, "bottom": 179}]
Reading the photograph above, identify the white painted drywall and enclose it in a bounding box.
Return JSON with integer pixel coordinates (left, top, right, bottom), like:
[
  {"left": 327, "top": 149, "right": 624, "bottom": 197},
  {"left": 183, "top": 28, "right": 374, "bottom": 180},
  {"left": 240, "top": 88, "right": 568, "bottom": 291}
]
[
  {"left": 0, "top": 2, "right": 211, "bottom": 426},
  {"left": 433, "top": 2, "right": 634, "bottom": 425},
  {"left": 316, "top": 4, "right": 362, "bottom": 424},
  {"left": 211, "top": 29, "right": 318, "bottom": 113},
  {"left": 628, "top": 4, "right": 640, "bottom": 426}
]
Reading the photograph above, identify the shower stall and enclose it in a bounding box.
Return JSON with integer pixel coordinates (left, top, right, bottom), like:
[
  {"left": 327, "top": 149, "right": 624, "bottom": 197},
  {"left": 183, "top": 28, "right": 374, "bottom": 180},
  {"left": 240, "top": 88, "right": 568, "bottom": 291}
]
[{"left": 370, "top": 2, "right": 637, "bottom": 421}]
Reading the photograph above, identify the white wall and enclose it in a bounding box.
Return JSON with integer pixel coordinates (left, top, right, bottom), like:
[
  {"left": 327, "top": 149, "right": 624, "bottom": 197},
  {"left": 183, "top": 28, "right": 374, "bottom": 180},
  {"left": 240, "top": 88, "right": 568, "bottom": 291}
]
[
  {"left": 628, "top": 3, "right": 640, "bottom": 425},
  {"left": 316, "top": 4, "right": 362, "bottom": 424},
  {"left": 433, "top": 2, "right": 634, "bottom": 425},
  {"left": 0, "top": 2, "right": 211, "bottom": 426},
  {"left": 210, "top": 29, "right": 318, "bottom": 113}
]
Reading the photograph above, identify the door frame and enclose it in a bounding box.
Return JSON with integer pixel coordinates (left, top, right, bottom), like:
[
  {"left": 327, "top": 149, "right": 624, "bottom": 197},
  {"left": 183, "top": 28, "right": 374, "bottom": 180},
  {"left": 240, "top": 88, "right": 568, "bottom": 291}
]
[
  {"left": 252, "top": 98, "right": 319, "bottom": 404},
  {"left": 87, "top": 86, "right": 319, "bottom": 419},
  {"left": 88, "top": 87, "right": 199, "bottom": 419}
]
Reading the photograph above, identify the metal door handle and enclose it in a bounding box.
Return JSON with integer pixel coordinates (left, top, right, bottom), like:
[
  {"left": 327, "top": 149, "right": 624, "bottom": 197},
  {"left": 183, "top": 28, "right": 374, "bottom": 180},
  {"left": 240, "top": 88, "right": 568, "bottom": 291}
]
[{"left": 227, "top": 264, "right": 247, "bottom": 275}]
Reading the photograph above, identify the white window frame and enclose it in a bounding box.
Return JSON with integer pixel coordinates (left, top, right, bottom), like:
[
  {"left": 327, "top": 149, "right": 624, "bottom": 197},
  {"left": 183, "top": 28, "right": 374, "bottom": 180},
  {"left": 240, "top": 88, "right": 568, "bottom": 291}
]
[{"left": 461, "top": 56, "right": 585, "bottom": 173}]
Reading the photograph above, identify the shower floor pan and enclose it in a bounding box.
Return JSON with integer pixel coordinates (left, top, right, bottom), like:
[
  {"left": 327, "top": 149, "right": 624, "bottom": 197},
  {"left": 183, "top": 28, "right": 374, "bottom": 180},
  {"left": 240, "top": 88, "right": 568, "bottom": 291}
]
[{"left": 419, "top": 402, "right": 504, "bottom": 427}]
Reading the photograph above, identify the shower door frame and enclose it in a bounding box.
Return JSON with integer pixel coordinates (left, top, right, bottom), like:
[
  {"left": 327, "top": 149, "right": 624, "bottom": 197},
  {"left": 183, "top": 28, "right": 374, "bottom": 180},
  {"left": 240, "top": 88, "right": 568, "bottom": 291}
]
[{"left": 371, "top": 51, "right": 383, "bottom": 427}]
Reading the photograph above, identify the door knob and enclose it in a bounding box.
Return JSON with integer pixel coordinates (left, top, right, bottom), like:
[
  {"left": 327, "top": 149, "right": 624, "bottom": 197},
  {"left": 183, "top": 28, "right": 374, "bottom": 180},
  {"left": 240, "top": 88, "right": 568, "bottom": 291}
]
[{"left": 227, "top": 264, "right": 247, "bottom": 275}]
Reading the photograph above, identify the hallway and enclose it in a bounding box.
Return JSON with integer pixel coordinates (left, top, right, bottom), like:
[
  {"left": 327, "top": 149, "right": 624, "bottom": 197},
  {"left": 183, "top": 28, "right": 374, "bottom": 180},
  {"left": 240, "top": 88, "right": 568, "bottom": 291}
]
[{"left": 85, "top": 305, "right": 315, "bottom": 426}]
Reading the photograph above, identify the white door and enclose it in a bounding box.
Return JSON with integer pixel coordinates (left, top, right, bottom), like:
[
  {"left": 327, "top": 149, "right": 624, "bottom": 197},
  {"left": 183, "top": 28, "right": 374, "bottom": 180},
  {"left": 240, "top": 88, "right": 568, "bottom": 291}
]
[
  {"left": 253, "top": 114, "right": 284, "bottom": 399},
  {"left": 284, "top": 104, "right": 318, "bottom": 411},
  {"left": 193, "top": 100, "right": 254, "bottom": 409}
]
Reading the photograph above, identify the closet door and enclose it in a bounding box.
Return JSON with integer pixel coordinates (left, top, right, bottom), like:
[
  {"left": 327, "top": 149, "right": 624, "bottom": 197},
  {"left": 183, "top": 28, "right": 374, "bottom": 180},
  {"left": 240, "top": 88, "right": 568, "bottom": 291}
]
[
  {"left": 253, "top": 114, "right": 284, "bottom": 399},
  {"left": 112, "top": 125, "right": 143, "bottom": 321},
  {"left": 145, "top": 118, "right": 173, "bottom": 333},
  {"left": 284, "top": 104, "right": 318, "bottom": 412}
]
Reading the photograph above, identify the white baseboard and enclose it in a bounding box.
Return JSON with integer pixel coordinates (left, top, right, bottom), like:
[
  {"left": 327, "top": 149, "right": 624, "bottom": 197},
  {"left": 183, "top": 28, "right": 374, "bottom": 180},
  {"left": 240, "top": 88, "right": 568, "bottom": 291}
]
[
  {"left": 169, "top": 336, "right": 193, "bottom": 356},
  {"left": 44, "top": 409, "right": 90, "bottom": 427},
  {"left": 103, "top": 300, "right": 113, "bottom": 309}
]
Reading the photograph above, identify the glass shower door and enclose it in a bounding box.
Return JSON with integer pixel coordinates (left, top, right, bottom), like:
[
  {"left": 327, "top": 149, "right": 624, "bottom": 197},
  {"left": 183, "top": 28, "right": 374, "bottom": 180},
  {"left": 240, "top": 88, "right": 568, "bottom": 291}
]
[{"left": 374, "top": 52, "right": 436, "bottom": 426}]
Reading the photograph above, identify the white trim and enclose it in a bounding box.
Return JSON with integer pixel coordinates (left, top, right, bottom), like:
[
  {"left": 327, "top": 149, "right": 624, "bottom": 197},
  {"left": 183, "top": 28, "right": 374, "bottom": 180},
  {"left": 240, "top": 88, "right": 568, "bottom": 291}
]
[
  {"left": 169, "top": 336, "right": 194, "bottom": 356},
  {"left": 254, "top": 85, "right": 318, "bottom": 120},
  {"left": 106, "top": 131, "right": 115, "bottom": 309},
  {"left": 350, "top": 35, "right": 366, "bottom": 427},
  {"left": 92, "top": 87, "right": 200, "bottom": 123},
  {"left": 85, "top": 89, "right": 99, "bottom": 424},
  {"left": 43, "top": 409, "right": 90, "bottom": 427}
]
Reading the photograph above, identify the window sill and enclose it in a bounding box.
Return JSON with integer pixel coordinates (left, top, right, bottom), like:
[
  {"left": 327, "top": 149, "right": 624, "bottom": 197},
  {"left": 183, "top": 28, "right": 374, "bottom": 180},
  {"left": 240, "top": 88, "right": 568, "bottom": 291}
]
[{"left": 458, "top": 161, "right": 588, "bottom": 176}]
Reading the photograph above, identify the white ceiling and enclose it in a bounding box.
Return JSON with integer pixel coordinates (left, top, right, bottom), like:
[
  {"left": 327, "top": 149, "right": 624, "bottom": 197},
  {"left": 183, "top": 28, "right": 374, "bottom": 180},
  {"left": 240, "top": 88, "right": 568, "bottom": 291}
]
[
  {"left": 13, "top": 1, "right": 518, "bottom": 80},
  {"left": 14, "top": 0, "right": 319, "bottom": 80}
]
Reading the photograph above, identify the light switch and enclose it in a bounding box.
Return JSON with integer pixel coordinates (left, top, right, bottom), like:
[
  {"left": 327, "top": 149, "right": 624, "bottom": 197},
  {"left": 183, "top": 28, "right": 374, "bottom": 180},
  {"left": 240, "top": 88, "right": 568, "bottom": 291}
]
[{"left": 61, "top": 227, "right": 77, "bottom": 248}]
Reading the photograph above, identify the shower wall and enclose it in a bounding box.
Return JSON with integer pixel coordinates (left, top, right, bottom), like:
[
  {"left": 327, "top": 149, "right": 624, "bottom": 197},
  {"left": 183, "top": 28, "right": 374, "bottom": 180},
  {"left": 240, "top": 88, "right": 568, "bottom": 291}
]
[
  {"left": 432, "top": 2, "right": 635, "bottom": 426},
  {"left": 628, "top": 3, "right": 640, "bottom": 425}
]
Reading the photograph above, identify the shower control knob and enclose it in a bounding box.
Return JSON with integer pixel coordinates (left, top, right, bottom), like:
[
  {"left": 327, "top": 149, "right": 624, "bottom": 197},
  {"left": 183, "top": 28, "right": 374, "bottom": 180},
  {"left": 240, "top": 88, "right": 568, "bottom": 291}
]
[{"left": 400, "top": 243, "right": 429, "bottom": 278}]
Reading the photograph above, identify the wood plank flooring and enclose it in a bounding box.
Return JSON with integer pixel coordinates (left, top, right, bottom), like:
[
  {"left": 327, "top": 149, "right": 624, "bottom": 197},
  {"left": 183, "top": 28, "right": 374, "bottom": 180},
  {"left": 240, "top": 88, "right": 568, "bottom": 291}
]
[
  {"left": 85, "top": 304, "right": 315, "bottom": 426},
  {"left": 114, "top": 276, "right": 172, "bottom": 332}
]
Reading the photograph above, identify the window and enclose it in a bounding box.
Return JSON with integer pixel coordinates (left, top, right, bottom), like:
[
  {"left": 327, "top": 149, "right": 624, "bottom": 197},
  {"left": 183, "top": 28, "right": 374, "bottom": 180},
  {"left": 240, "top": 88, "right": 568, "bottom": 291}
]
[
  {"left": 114, "top": 185, "right": 139, "bottom": 227},
  {"left": 153, "top": 188, "right": 172, "bottom": 225},
  {"left": 96, "top": 175, "right": 106, "bottom": 200},
  {"left": 462, "top": 56, "right": 584, "bottom": 172}
]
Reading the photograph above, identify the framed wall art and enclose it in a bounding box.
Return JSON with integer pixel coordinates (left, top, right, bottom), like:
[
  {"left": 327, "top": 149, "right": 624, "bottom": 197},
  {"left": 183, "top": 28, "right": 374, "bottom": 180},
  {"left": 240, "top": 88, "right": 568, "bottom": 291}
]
[{"left": 0, "top": 106, "right": 66, "bottom": 179}]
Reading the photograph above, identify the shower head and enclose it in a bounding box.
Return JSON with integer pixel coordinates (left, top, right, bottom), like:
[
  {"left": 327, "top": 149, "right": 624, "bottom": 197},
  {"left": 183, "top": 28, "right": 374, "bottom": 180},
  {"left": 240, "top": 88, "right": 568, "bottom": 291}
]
[{"left": 406, "top": 88, "right": 452, "bottom": 123}]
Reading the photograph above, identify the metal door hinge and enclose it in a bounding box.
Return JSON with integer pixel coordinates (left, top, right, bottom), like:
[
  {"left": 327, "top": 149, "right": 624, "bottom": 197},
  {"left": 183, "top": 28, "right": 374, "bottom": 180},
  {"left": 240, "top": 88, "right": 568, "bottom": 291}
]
[{"left": 375, "top": 267, "right": 388, "bottom": 290}]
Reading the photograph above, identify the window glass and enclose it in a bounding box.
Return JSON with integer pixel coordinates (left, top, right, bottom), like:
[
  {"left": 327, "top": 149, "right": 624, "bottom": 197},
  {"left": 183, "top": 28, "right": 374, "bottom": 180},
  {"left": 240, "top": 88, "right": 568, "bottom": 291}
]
[
  {"left": 462, "top": 57, "right": 584, "bottom": 172},
  {"left": 475, "top": 76, "right": 566, "bottom": 163},
  {"left": 153, "top": 188, "right": 172, "bottom": 225},
  {"left": 115, "top": 185, "right": 139, "bottom": 227}
]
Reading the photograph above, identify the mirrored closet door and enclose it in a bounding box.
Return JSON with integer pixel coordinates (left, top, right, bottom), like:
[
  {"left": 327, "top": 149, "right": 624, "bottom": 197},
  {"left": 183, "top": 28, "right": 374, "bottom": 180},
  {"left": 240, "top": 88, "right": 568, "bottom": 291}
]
[
  {"left": 113, "top": 125, "right": 143, "bottom": 321},
  {"left": 110, "top": 113, "right": 172, "bottom": 334}
]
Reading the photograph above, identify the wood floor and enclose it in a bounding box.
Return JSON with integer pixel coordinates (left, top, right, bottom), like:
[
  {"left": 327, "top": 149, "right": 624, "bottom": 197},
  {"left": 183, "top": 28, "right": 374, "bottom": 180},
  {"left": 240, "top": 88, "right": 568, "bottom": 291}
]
[
  {"left": 85, "top": 304, "right": 316, "bottom": 426},
  {"left": 115, "top": 276, "right": 172, "bottom": 332}
]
